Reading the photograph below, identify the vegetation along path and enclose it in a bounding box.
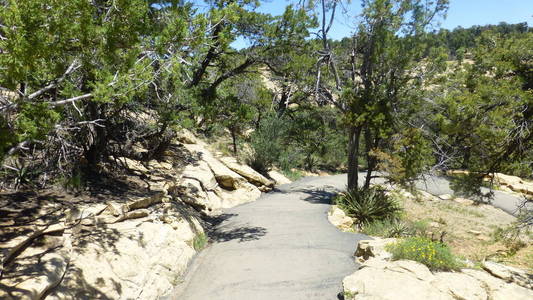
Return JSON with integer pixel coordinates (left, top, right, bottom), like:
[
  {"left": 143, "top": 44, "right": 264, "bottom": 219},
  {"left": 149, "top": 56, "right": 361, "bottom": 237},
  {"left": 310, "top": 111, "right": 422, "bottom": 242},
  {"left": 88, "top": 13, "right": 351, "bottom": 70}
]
[{"left": 171, "top": 174, "right": 524, "bottom": 300}]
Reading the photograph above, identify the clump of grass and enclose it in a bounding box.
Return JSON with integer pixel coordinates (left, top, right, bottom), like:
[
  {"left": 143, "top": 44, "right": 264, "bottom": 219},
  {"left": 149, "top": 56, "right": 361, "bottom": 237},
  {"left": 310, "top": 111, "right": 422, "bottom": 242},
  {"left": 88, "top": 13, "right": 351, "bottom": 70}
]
[
  {"left": 438, "top": 202, "right": 485, "bottom": 218},
  {"left": 335, "top": 187, "right": 402, "bottom": 226},
  {"left": 362, "top": 218, "right": 434, "bottom": 238},
  {"left": 362, "top": 219, "right": 411, "bottom": 238},
  {"left": 193, "top": 232, "right": 208, "bottom": 251},
  {"left": 281, "top": 169, "right": 304, "bottom": 181},
  {"left": 386, "top": 237, "right": 462, "bottom": 271}
]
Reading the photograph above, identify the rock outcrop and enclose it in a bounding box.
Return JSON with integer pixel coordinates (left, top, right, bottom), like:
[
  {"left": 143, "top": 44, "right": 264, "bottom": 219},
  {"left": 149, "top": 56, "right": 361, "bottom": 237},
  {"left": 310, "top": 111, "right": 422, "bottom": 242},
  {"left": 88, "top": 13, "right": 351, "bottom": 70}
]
[
  {"left": 327, "top": 205, "right": 354, "bottom": 231},
  {"left": 267, "top": 170, "right": 292, "bottom": 185},
  {"left": 342, "top": 238, "right": 533, "bottom": 300},
  {"left": 176, "top": 134, "right": 266, "bottom": 213},
  {"left": 447, "top": 170, "right": 533, "bottom": 196},
  {"left": 0, "top": 129, "right": 275, "bottom": 299}
]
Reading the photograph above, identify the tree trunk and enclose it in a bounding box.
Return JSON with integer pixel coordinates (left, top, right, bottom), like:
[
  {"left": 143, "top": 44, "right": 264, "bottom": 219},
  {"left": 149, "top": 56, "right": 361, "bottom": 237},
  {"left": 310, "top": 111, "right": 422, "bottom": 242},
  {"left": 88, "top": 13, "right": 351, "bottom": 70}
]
[
  {"left": 364, "top": 128, "right": 374, "bottom": 189},
  {"left": 230, "top": 129, "right": 238, "bottom": 155},
  {"left": 347, "top": 125, "right": 362, "bottom": 190}
]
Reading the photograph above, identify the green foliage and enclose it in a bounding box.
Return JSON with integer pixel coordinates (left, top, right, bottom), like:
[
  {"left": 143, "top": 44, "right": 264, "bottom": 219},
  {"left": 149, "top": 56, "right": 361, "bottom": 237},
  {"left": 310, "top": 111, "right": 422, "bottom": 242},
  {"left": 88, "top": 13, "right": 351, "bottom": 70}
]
[
  {"left": 386, "top": 237, "right": 462, "bottom": 271},
  {"left": 247, "top": 114, "right": 289, "bottom": 174},
  {"left": 362, "top": 218, "right": 432, "bottom": 238},
  {"left": 430, "top": 31, "right": 533, "bottom": 196},
  {"left": 373, "top": 128, "right": 434, "bottom": 190},
  {"left": 335, "top": 187, "right": 402, "bottom": 226},
  {"left": 362, "top": 219, "right": 411, "bottom": 238},
  {"left": 193, "top": 232, "right": 208, "bottom": 251},
  {"left": 280, "top": 169, "right": 305, "bottom": 181},
  {"left": 60, "top": 169, "right": 85, "bottom": 193}
]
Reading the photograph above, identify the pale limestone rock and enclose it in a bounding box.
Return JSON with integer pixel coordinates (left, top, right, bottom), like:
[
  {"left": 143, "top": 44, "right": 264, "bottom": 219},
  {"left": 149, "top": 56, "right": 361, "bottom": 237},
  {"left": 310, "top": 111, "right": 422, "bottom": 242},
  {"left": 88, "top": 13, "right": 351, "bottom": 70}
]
[
  {"left": 493, "top": 173, "right": 533, "bottom": 195},
  {"left": 268, "top": 170, "right": 292, "bottom": 185},
  {"left": 218, "top": 181, "right": 262, "bottom": 208},
  {"left": 355, "top": 238, "right": 396, "bottom": 262},
  {"left": 454, "top": 197, "right": 475, "bottom": 205},
  {"left": 113, "top": 209, "right": 150, "bottom": 223},
  {"left": 176, "top": 128, "right": 199, "bottom": 144},
  {"left": 431, "top": 272, "right": 488, "bottom": 300},
  {"left": 416, "top": 190, "right": 439, "bottom": 201},
  {"left": 179, "top": 177, "right": 214, "bottom": 211},
  {"left": 343, "top": 263, "right": 451, "bottom": 300},
  {"left": 482, "top": 261, "right": 532, "bottom": 289},
  {"left": 462, "top": 268, "right": 533, "bottom": 300},
  {"left": 181, "top": 159, "right": 218, "bottom": 191},
  {"left": 126, "top": 193, "right": 165, "bottom": 211},
  {"left": 483, "top": 261, "right": 513, "bottom": 282},
  {"left": 219, "top": 156, "right": 274, "bottom": 189},
  {"left": 115, "top": 156, "right": 148, "bottom": 173},
  {"left": 438, "top": 194, "right": 453, "bottom": 200},
  {"left": 184, "top": 144, "right": 246, "bottom": 190},
  {"left": 392, "top": 260, "right": 435, "bottom": 281},
  {"left": 327, "top": 205, "right": 354, "bottom": 231}
]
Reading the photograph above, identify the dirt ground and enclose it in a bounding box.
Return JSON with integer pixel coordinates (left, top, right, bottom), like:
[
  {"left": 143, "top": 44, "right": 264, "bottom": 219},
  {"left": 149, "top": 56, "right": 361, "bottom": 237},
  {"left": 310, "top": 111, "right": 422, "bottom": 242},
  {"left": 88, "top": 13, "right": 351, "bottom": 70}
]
[{"left": 398, "top": 190, "right": 532, "bottom": 270}]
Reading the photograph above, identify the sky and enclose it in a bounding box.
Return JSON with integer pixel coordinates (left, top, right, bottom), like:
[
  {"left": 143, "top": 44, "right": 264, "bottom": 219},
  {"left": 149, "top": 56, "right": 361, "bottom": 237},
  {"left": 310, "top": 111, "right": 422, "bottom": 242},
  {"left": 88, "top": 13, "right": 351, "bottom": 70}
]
[{"left": 230, "top": 0, "right": 533, "bottom": 48}]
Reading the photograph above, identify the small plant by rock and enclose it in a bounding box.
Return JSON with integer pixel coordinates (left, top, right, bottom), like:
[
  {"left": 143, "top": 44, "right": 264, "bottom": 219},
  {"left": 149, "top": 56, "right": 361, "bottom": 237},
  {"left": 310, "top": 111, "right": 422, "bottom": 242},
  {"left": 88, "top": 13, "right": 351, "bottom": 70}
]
[
  {"left": 335, "top": 187, "right": 402, "bottom": 226},
  {"left": 193, "top": 232, "right": 208, "bottom": 251},
  {"left": 385, "top": 237, "right": 462, "bottom": 271}
]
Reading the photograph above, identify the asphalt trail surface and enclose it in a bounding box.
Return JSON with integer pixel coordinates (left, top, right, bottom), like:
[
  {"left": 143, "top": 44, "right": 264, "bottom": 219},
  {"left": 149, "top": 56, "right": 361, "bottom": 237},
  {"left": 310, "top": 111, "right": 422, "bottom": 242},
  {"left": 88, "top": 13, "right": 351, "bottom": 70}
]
[{"left": 172, "top": 174, "right": 523, "bottom": 300}]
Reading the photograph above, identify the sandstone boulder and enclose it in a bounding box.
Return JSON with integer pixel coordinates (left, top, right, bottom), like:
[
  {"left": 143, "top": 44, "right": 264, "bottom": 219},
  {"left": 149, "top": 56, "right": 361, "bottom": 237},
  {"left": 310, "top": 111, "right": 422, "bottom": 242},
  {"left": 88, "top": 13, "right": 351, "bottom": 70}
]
[
  {"left": 0, "top": 202, "right": 205, "bottom": 300},
  {"left": 453, "top": 197, "right": 475, "bottom": 205},
  {"left": 354, "top": 238, "right": 396, "bottom": 262},
  {"left": 343, "top": 260, "right": 450, "bottom": 300},
  {"left": 343, "top": 237, "right": 533, "bottom": 300},
  {"left": 268, "top": 170, "right": 292, "bottom": 185},
  {"left": 482, "top": 261, "right": 533, "bottom": 289},
  {"left": 176, "top": 128, "right": 199, "bottom": 144},
  {"left": 219, "top": 157, "right": 274, "bottom": 189},
  {"left": 438, "top": 194, "right": 453, "bottom": 200},
  {"left": 181, "top": 159, "right": 218, "bottom": 191},
  {"left": 184, "top": 144, "right": 247, "bottom": 190},
  {"left": 431, "top": 272, "right": 488, "bottom": 300},
  {"left": 327, "top": 205, "right": 354, "bottom": 231},
  {"left": 218, "top": 181, "right": 262, "bottom": 208}
]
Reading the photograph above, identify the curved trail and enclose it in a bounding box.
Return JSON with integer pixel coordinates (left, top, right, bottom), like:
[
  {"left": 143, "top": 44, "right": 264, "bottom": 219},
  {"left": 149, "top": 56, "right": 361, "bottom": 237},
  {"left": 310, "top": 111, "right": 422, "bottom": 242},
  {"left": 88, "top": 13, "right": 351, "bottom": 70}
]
[
  {"left": 171, "top": 175, "right": 367, "bottom": 300},
  {"left": 171, "top": 174, "right": 523, "bottom": 300}
]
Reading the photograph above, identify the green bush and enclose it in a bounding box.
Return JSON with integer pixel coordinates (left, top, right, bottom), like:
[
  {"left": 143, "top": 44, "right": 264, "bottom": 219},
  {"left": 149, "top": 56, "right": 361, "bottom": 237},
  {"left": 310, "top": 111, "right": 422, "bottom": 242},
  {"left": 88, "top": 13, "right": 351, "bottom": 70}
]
[
  {"left": 247, "top": 114, "right": 289, "bottom": 175},
  {"left": 193, "top": 232, "right": 208, "bottom": 251},
  {"left": 335, "top": 187, "right": 402, "bottom": 226},
  {"left": 362, "top": 220, "right": 411, "bottom": 238},
  {"left": 385, "top": 237, "right": 462, "bottom": 271}
]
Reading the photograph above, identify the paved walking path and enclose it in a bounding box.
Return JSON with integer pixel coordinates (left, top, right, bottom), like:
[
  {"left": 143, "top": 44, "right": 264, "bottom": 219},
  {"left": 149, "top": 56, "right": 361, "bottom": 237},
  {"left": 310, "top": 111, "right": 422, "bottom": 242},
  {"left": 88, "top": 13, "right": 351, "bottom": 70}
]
[
  {"left": 171, "top": 175, "right": 367, "bottom": 300},
  {"left": 171, "top": 174, "right": 524, "bottom": 300}
]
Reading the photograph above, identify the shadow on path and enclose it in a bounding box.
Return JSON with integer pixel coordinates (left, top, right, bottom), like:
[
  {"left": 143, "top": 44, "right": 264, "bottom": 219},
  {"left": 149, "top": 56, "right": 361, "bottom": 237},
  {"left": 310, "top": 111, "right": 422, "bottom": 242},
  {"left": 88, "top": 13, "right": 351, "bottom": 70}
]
[{"left": 211, "top": 226, "right": 268, "bottom": 243}]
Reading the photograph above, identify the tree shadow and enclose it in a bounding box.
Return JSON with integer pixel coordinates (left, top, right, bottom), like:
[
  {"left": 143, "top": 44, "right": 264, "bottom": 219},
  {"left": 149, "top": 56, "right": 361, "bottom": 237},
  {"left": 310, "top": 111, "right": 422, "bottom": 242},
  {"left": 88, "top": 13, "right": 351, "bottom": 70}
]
[
  {"left": 269, "top": 186, "right": 340, "bottom": 205},
  {"left": 299, "top": 188, "right": 338, "bottom": 204},
  {"left": 205, "top": 213, "right": 268, "bottom": 243},
  {"left": 211, "top": 225, "right": 268, "bottom": 243}
]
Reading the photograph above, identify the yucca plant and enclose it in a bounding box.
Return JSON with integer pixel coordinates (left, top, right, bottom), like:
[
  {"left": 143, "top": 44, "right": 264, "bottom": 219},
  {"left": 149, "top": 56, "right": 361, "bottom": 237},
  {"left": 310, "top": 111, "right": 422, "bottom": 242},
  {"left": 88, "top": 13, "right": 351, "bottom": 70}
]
[{"left": 335, "top": 187, "right": 402, "bottom": 226}]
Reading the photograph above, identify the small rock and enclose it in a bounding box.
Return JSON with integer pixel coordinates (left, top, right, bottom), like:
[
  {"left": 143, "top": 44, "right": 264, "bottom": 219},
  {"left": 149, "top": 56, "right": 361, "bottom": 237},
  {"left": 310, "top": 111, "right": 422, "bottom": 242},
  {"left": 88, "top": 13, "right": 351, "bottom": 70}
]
[
  {"left": 355, "top": 238, "right": 396, "bottom": 262},
  {"left": 468, "top": 230, "right": 482, "bottom": 235},
  {"left": 438, "top": 194, "right": 453, "bottom": 200},
  {"left": 267, "top": 170, "right": 292, "bottom": 185},
  {"left": 429, "top": 222, "right": 440, "bottom": 228},
  {"left": 328, "top": 206, "right": 354, "bottom": 231},
  {"left": 454, "top": 197, "right": 475, "bottom": 205}
]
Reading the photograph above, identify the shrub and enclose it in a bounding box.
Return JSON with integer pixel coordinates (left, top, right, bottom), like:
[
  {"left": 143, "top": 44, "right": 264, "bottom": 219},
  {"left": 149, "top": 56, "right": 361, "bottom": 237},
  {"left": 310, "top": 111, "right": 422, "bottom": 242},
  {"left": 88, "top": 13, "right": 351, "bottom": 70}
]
[
  {"left": 362, "top": 219, "right": 411, "bottom": 238},
  {"left": 385, "top": 237, "right": 462, "bottom": 271},
  {"left": 193, "top": 232, "right": 208, "bottom": 251},
  {"left": 335, "top": 187, "right": 402, "bottom": 226},
  {"left": 247, "top": 114, "right": 288, "bottom": 175}
]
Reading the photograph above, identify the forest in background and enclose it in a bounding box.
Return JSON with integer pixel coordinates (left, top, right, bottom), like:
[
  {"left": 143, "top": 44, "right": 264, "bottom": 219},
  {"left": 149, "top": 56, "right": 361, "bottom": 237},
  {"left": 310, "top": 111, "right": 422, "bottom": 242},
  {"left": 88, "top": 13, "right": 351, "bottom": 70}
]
[{"left": 0, "top": 0, "right": 531, "bottom": 198}]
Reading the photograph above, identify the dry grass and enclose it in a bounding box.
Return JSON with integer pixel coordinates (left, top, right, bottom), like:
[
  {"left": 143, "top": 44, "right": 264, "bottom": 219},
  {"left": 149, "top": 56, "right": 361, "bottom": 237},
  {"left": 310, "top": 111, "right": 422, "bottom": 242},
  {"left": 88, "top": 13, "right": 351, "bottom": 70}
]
[{"left": 395, "top": 190, "right": 532, "bottom": 271}]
